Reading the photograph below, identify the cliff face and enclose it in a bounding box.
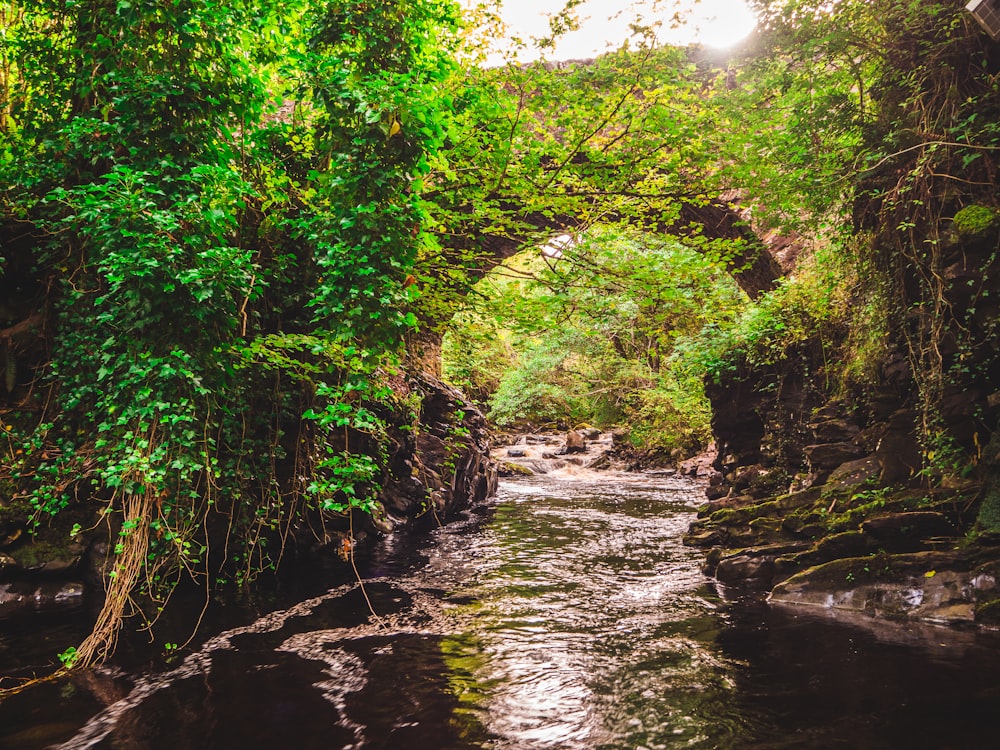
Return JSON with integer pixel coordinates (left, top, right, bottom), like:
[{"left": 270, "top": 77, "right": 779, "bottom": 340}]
[
  {"left": 377, "top": 374, "right": 498, "bottom": 528},
  {"left": 684, "top": 2, "right": 1000, "bottom": 628},
  {"left": 688, "top": 215, "right": 1000, "bottom": 629}
]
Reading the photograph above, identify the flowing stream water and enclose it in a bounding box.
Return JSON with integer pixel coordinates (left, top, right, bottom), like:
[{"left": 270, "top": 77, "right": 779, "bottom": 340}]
[{"left": 3, "top": 472, "right": 1000, "bottom": 749}]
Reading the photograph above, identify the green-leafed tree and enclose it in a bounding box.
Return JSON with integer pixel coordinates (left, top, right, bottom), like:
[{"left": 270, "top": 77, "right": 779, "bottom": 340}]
[
  {"left": 443, "top": 228, "right": 744, "bottom": 451},
  {"left": 0, "top": 0, "right": 459, "bottom": 666}
]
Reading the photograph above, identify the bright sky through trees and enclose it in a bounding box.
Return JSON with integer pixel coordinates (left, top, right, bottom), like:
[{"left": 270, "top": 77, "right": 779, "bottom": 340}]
[{"left": 466, "top": 0, "right": 758, "bottom": 61}]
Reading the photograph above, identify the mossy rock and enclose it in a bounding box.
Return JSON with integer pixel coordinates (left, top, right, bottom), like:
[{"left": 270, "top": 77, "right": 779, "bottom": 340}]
[
  {"left": 498, "top": 461, "right": 534, "bottom": 477},
  {"left": 774, "top": 486, "right": 826, "bottom": 512},
  {"left": 0, "top": 493, "right": 33, "bottom": 528},
  {"left": 975, "top": 598, "right": 1000, "bottom": 626},
  {"left": 708, "top": 498, "right": 782, "bottom": 526},
  {"left": 4, "top": 503, "right": 97, "bottom": 575},
  {"left": 775, "top": 549, "right": 970, "bottom": 592},
  {"left": 953, "top": 204, "right": 999, "bottom": 237},
  {"left": 781, "top": 510, "right": 830, "bottom": 534},
  {"left": 786, "top": 531, "right": 877, "bottom": 568}
]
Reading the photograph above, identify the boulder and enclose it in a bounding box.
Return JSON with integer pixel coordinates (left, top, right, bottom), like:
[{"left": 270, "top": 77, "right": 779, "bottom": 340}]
[
  {"left": 378, "top": 374, "right": 497, "bottom": 525},
  {"left": 524, "top": 434, "right": 554, "bottom": 445},
  {"left": 716, "top": 553, "right": 776, "bottom": 587},
  {"left": 564, "top": 430, "right": 586, "bottom": 454},
  {"left": 768, "top": 551, "right": 980, "bottom": 625},
  {"left": 809, "top": 418, "right": 861, "bottom": 443},
  {"left": 696, "top": 494, "right": 756, "bottom": 518},
  {"left": 804, "top": 442, "right": 867, "bottom": 471},
  {"left": 704, "top": 484, "right": 729, "bottom": 501},
  {"left": 498, "top": 461, "right": 534, "bottom": 477},
  {"left": 784, "top": 531, "right": 877, "bottom": 568},
  {"left": 876, "top": 409, "right": 922, "bottom": 483},
  {"left": 0, "top": 580, "right": 85, "bottom": 616},
  {"left": 860, "top": 512, "right": 956, "bottom": 544},
  {"left": 826, "top": 455, "right": 881, "bottom": 489}
]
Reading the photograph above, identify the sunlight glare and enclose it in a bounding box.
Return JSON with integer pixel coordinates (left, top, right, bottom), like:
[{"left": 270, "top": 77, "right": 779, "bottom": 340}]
[{"left": 464, "top": 1, "right": 758, "bottom": 63}]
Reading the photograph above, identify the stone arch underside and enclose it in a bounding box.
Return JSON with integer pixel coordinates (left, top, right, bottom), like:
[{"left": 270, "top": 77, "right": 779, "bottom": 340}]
[{"left": 409, "top": 197, "right": 787, "bottom": 375}]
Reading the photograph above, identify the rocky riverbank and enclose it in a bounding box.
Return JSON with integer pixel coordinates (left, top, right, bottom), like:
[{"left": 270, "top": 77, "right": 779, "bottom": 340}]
[
  {"left": 493, "top": 427, "right": 719, "bottom": 479},
  {"left": 686, "top": 478, "right": 1000, "bottom": 628},
  {"left": 686, "top": 366, "right": 1000, "bottom": 630}
]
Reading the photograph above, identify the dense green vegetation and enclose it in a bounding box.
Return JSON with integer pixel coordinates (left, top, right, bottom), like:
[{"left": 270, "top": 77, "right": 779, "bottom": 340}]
[
  {"left": 2, "top": 0, "right": 1000, "bottom": 665},
  {"left": 442, "top": 0, "right": 1000, "bottom": 487},
  {"left": 1, "top": 0, "right": 460, "bottom": 665},
  {"left": 443, "top": 228, "right": 745, "bottom": 453}
]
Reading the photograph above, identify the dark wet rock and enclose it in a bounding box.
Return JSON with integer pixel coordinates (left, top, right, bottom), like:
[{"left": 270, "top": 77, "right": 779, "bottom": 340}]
[
  {"left": 786, "top": 472, "right": 817, "bottom": 493},
  {"left": 564, "top": 431, "right": 586, "bottom": 454},
  {"left": 854, "top": 422, "right": 887, "bottom": 453},
  {"left": 876, "top": 409, "right": 923, "bottom": 483},
  {"left": 584, "top": 453, "right": 613, "bottom": 471},
  {"left": 493, "top": 429, "right": 617, "bottom": 474},
  {"left": 679, "top": 446, "right": 719, "bottom": 478},
  {"left": 524, "top": 434, "right": 553, "bottom": 445},
  {"left": 0, "top": 552, "right": 19, "bottom": 578},
  {"left": 0, "top": 580, "right": 85, "bottom": 616},
  {"left": 84, "top": 539, "right": 115, "bottom": 590},
  {"left": 975, "top": 598, "right": 1000, "bottom": 626},
  {"left": 683, "top": 527, "right": 727, "bottom": 548},
  {"left": 579, "top": 427, "right": 602, "bottom": 439},
  {"left": 730, "top": 464, "right": 765, "bottom": 492},
  {"left": 860, "top": 512, "right": 956, "bottom": 546},
  {"left": 774, "top": 486, "right": 825, "bottom": 511},
  {"left": 825, "top": 455, "right": 881, "bottom": 489},
  {"left": 704, "top": 484, "right": 729, "bottom": 501},
  {"left": 809, "top": 418, "right": 861, "bottom": 443},
  {"left": 696, "top": 494, "right": 756, "bottom": 518},
  {"left": 779, "top": 511, "right": 829, "bottom": 539},
  {"left": 684, "top": 472, "right": 994, "bottom": 627},
  {"left": 713, "top": 541, "right": 814, "bottom": 584},
  {"left": 378, "top": 374, "right": 497, "bottom": 529},
  {"left": 23, "top": 555, "right": 82, "bottom": 576},
  {"left": 780, "top": 532, "right": 878, "bottom": 571},
  {"left": 716, "top": 553, "right": 776, "bottom": 587},
  {"left": 804, "top": 442, "right": 867, "bottom": 471},
  {"left": 701, "top": 547, "right": 723, "bottom": 576},
  {"left": 768, "top": 551, "right": 990, "bottom": 625}
]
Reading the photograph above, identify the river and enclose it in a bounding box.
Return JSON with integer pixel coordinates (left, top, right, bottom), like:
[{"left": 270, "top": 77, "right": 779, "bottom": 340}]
[{"left": 3, "top": 472, "right": 1000, "bottom": 749}]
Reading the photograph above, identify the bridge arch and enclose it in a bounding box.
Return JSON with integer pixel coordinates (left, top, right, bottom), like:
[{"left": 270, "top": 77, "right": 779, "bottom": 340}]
[{"left": 409, "top": 197, "right": 790, "bottom": 376}]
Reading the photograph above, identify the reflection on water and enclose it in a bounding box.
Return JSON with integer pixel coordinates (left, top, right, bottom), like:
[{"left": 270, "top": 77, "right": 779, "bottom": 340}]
[
  {"left": 455, "top": 476, "right": 733, "bottom": 749},
  {"left": 2, "top": 472, "right": 1000, "bottom": 749}
]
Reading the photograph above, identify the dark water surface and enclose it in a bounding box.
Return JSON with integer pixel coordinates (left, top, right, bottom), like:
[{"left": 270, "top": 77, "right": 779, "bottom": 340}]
[{"left": 3, "top": 473, "right": 1000, "bottom": 749}]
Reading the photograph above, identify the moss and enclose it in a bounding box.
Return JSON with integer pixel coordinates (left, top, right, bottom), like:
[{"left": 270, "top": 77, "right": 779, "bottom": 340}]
[
  {"left": 11, "top": 538, "right": 77, "bottom": 569},
  {"left": 774, "top": 486, "right": 826, "bottom": 511},
  {"left": 498, "top": 461, "right": 534, "bottom": 477},
  {"left": 5, "top": 503, "right": 94, "bottom": 569},
  {"left": 778, "top": 550, "right": 969, "bottom": 591},
  {"left": 953, "top": 204, "right": 999, "bottom": 237},
  {"left": 747, "top": 516, "right": 783, "bottom": 533},
  {"left": 974, "top": 598, "right": 1000, "bottom": 626},
  {"left": 977, "top": 481, "right": 1000, "bottom": 534},
  {"left": 708, "top": 500, "right": 777, "bottom": 526},
  {"left": 0, "top": 497, "right": 32, "bottom": 525}
]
